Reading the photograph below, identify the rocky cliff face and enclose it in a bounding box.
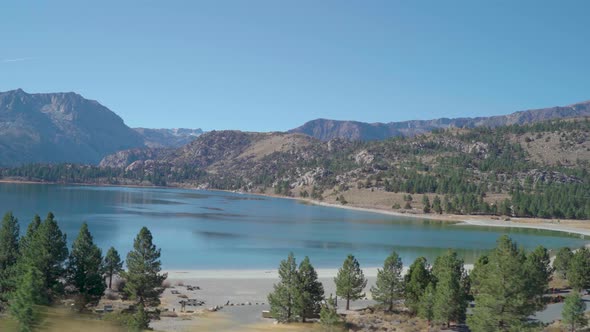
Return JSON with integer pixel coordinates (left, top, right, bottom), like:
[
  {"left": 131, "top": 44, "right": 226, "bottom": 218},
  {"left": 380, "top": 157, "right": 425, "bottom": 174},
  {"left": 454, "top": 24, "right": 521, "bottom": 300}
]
[
  {"left": 290, "top": 100, "right": 590, "bottom": 141},
  {"left": 133, "top": 128, "right": 203, "bottom": 148},
  {"left": 0, "top": 89, "right": 146, "bottom": 166}
]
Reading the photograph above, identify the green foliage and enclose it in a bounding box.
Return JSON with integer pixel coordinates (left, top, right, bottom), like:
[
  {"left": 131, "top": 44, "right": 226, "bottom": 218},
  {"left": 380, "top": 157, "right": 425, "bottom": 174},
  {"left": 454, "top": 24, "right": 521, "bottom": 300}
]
[
  {"left": 432, "top": 196, "right": 442, "bottom": 214},
  {"left": 334, "top": 254, "right": 367, "bottom": 310},
  {"left": 123, "top": 227, "right": 167, "bottom": 307},
  {"left": 0, "top": 212, "right": 20, "bottom": 304},
  {"left": 561, "top": 292, "right": 588, "bottom": 332},
  {"left": 417, "top": 283, "right": 435, "bottom": 325},
  {"left": 422, "top": 196, "right": 431, "bottom": 213},
  {"left": 567, "top": 248, "right": 590, "bottom": 291},
  {"left": 319, "top": 295, "right": 341, "bottom": 328},
  {"left": 67, "top": 222, "right": 106, "bottom": 309},
  {"left": 268, "top": 252, "right": 298, "bottom": 322},
  {"left": 370, "top": 251, "right": 403, "bottom": 311},
  {"left": 104, "top": 247, "right": 124, "bottom": 289},
  {"left": 553, "top": 247, "right": 573, "bottom": 279},
  {"left": 9, "top": 266, "right": 44, "bottom": 332},
  {"left": 431, "top": 250, "right": 468, "bottom": 326},
  {"left": 294, "top": 256, "right": 324, "bottom": 322},
  {"left": 403, "top": 257, "right": 431, "bottom": 315},
  {"left": 18, "top": 213, "right": 68, "bottom": 303},
  {"left": 468, "top": 235, "right": 549, "bottom": 331},
  {"left": 128, "top": 303, "right": 150, "bottom": 331}
]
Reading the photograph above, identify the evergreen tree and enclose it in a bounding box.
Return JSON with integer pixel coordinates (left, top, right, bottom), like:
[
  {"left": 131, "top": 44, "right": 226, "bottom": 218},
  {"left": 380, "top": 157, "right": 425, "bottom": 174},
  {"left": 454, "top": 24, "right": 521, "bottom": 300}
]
[
  {"left": 334, "top": 254, "right": 367, "bottom": 310},
  {"left": 268, "top": 252, "right": 298, "bottom": 322},
  {"left": 129, "top": 303, "right": 150, "bottom": 331},
  {"left": 67, "top": 222, "right": 106, "bottom": 309},
  {"left": 370, "top": 251, "right": 403, "bottom": 311},
  {"left": 553, "top": 247, "right": 573, "bottom": 279},
  {"left": 104, "top": 247, "right": 124, "bottom": 289},
  {"left": 468, "top": 235, "right": 541, "bottom": 331},
  {"left": 418, "top": 283, "right": 435, "bottom": 330},
  {"left": 19, "top": 213, "right": 68, "bottom": 303},
  {"left": 403, "top": 256, "right": 431, "bottom": 315},
  {"left": 0, "top": 212, "right": 20, "bottom": 303},
  {"left": 431, "top": 250, "right": 468, "bottom": 327},
  {"left": 294, "top": 256, "right": 324, "bottom": 322},
  {"left": 562, "top": 292, "right": 587, "bottom": 332},
  {"left": 123, "top": 227, "right": 167, "bottom": 306},
  {"left": 567, "top": 248, "right": 590, "bottom": 291},
  {"left": 422, "top": 195, "right": 431, "bottom": 213},
  {"left": 524, "top": 246, "right": 552, "bottom": 311},
  {"left": 319, "top": 295, "right": 341, "bottom": 328},
  {"left": 432, "top": 196, "right": 443, "bottom": 214},
  {"left": 9, "top": 266, "right": 44, "bottom": 332}
]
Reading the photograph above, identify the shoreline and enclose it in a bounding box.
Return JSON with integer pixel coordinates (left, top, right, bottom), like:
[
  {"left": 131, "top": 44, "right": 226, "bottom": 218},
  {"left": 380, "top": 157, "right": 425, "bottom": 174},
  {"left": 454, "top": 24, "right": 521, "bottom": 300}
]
[{"left": 2, "top": 178, "right": 590, "bottom": 239}]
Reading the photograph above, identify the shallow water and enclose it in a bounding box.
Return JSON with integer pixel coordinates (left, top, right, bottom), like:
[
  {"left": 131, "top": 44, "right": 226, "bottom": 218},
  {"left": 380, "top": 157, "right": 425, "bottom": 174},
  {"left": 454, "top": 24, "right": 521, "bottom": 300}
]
[{"left": 0, "top": 183, "right": 587, "bottom": 269}]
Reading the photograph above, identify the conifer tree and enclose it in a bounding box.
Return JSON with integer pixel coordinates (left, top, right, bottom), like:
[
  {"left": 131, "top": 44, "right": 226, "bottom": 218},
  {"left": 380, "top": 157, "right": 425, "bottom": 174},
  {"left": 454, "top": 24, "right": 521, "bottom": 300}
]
[
  {"left": 468, "top": 235, "right": 542, "bottom": 331},
  {"left": 268, "top": 252, "right": 298, "bottom": 322},
  {"left": 19, "top": 213, "right": 68, "bottom": 303},
  {"left": 422, "top": 196, "right": 431, "bottom": 213},
  {"left": 129, "top": 303, "right": 150, "bottom": 331},
  {"left": 403, "top": 256, "right": 431, "bottom": 315},
  {"left": 319, "top": 295, "right": 341, "bottom": 328},
  {"left": 334, "top": 254, "right": 367, "bottom": 310},
  {"left": 562, "top": 292, "right": 587, "bottom": 332},
  {"left": 294, "top": 256, "right": 324, "bottom": 322},
  {"left": 418, "top": 283, "right": 435, "bottom": 330},
  {"left": 553, "top": 247, "right": 573, "bottom": 279},
  {"left": 18, "top": 215, "right": 41, "bottom": 254},
  {"left": 431, "top": 250, "right": 468, "bottom": 327},
  {"left": 432, "top": 196, "right": 443, "bottom": 214},
  {"left": 567, "top": 248, "right": 590, "bottom": 291},
  {"left": 524, "top": 246, "right": 552, "bottom": 311},
  {"left": 67, "top": 223, "right": 106, "bottom": 309},
  {"left": 123, "top": 227, "right": 167, "bottom": 306},
  {"left": 371, "top": 251, "right": 403, "bottom": 311},
  {"left": 0, "top": 212, "right": 20, "bottom": 303},
  {"left": 104, "top": 247, "right": 124, "bottom": 289},
  {"left": 9, "top": 266, "right": 44, "bottom": 332}
]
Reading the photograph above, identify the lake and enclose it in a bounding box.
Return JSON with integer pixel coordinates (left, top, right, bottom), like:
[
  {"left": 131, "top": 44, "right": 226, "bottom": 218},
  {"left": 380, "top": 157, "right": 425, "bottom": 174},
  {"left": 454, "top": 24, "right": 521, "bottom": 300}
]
[{"left": 0, "top": 183, "right": 587, "bottom": 269}]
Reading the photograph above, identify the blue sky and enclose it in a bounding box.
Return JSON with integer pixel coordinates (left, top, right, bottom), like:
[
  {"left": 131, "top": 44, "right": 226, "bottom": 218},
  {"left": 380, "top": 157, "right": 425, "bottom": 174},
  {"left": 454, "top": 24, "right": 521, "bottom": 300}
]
[{"left": 1, "top": 1, "right": 589, "bottom": 131}]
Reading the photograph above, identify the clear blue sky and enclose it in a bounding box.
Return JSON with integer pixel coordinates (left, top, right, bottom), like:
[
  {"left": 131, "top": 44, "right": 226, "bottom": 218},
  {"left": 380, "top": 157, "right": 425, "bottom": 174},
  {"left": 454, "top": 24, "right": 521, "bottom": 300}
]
[{"left": 2, "top": 1, "right": 589, "bottom": 131}]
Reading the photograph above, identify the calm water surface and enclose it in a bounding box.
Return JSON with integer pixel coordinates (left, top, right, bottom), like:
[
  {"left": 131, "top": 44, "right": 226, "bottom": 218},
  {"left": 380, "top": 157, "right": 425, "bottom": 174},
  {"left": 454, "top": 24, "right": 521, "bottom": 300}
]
[{"left": 0, "top": 183, "right": 587, "bottom": 269}]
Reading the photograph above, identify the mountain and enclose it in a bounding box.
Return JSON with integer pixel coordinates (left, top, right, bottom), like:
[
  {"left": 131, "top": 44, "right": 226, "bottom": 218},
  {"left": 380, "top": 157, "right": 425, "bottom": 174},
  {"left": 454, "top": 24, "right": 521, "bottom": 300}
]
[
  {"left": 290, "top": 100, "right": 590, "bottom": 140},
  {"left": 0, "top": 89, "right": 145, "bottom": 166},
  {"left": 133, "top": 128, "right": 203, "bottom": 148}
]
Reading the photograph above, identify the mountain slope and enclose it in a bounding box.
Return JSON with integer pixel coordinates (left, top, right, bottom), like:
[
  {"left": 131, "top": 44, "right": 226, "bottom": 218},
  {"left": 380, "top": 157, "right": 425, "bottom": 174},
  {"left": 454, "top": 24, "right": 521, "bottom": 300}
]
[
  {"left": 290, "top": 100, "right": 590, "bottom": 140},
  {"left": 133, "top": 128, "right": 203, "bottom": 148},
  {"left": 0, "top": 89, "right": 145, "bottom": 166}
]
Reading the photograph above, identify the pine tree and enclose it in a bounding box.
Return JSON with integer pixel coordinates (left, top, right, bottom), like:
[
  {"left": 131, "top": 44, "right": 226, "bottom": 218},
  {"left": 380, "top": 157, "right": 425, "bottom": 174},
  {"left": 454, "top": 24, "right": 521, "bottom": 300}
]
[
  {"left": 129, "top": 303, "right": 150, "bottom": 331},
  {"left": 431, "top": 250, "right": 467, "bottom": 327},
  {"left": 0, "top": 212, "right": 20, "bottom": 303},
  {"left": 319, "top": 295, "right": 341, "bottom": 328},
  {"left": 418, "top": 283, "right": 435, "bottom": 331},
  {"left": 123, "top": 227, "right": 167, "bottom": 306},
  {"left": 9, "top": 266, "right": 44, "bottom": 332},
  {"left": 422, "top": 195, "right": 431, "bottom": 213},
  {"left": 67, "top": 222, "right": 106, "bottom": 309},
  {"left": 553, "top": 247, "right": 573, "bottom": 279},
  {"left": 567, "top": 248, "right": 590, "bottom": 291},
  {"left": 403, "top": 256, "right": 431, "bottom": 315},
  {"left": 19, "top": 213, "right": 68, "bottom": 303},
  {"left": 371, "top": 251, "right": 403, "bottom": 311},
  {"left": 562, "top": 292, "right": 587, "bottom": 332},
  {"left": 432, "top": 196, "right": 443, "bottom": 214},
  {"left": 524, "top": 246, "right": 552, "bottom": 311},
  {"left": 294, "top": 256, "right": 324, "bottom": 322},
  {"left": 104, "top": 247, "right": 124, "bottom": 289},
  {"left": 334, "top": 254, "right": 367, "bottom": 310},
  {"left": 268, "top": 252, "right": 298, "bottom": 322},
  {"left": 468, "top": 235, "right": 541, "bottom": 331}
]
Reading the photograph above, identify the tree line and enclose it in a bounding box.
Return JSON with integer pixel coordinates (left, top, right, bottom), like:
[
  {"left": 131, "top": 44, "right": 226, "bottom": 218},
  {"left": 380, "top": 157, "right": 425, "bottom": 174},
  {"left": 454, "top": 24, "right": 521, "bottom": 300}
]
[
  {"left": 0, "top": 212, "right": 166, "bottom": 332},
  {"left": 268, "top": 235, "right": 590, "bottom": 331}
]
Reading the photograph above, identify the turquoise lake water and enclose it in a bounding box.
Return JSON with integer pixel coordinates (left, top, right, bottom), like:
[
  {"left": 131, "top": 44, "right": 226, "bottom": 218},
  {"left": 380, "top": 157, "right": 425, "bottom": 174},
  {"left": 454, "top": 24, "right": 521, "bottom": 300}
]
[{"left": 0, "top": 183, "right": 587, "bottom": 269}]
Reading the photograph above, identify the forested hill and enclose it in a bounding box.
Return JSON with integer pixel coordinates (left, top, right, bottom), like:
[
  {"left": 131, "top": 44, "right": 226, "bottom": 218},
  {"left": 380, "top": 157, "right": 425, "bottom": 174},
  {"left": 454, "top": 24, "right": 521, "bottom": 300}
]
[
  {"left": 289, "top": 100, "right": 590, "bottom": 141},
  {"left": 3, "top": 118, "right": 590, "bottom": 220}
]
